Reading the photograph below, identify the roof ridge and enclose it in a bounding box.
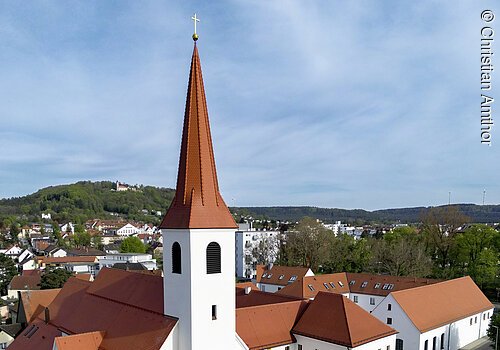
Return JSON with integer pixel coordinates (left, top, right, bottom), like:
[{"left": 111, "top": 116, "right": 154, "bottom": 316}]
[
  {"left": 390, "top": 275, "right": 469, "bottom": 295},
  {"left": 340, "top": 294, "right": 353, "bottom": 346}
]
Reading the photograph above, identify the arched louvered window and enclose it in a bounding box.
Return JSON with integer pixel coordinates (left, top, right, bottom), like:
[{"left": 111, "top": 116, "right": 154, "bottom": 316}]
[
  {"left": 172, "top": 242, "right": 181, "bottom": 274},
  {"left": 206, "top": 242, "right": 221, "bottom": 274}
]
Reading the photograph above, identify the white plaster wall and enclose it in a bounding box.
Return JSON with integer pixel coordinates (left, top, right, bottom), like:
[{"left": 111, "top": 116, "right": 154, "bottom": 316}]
[
  {"left": 373, "top": 295, "right": 493, "bottom": 350},
  {"left": 163, "top": 228, "right": 236, "bottom": 350},
  {"left": 372, "top": 294, "right": 421, "bottom": 350},
  {"left": 350, "top": 293, "right": 385, "bottom": 312},
  {"left": 258, "top": 283, "right": 283, "bottom": 293},
  {"left": 294, "top": 333, "right": 396, "bottom": 350},
  {"left": 160, "top": 323, "right": 178, "bottom": 350}
]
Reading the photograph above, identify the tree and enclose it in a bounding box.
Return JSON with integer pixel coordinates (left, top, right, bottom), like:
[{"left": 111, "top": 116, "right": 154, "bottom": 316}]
[
  {"left": 456, "top": 224, "right": 499, "bottom": 288},
  {"left": 284, "top": 217, "right": 333, "bottom": 271},
  {"left": 120, "top": 236, "right": 146, "bottom": 253},
  {"left": 251, "top": 234, "right": 280, "bottom": 267},
  {"left": 91, "top": 235, "right": 103, "bottom": 250},
  {"left": 40, "top": 269, "right": 72, "bottom": 289},
  {"left": 72, "top": 232, "right": 91, "bottom": 248},
  {"left": 487, "top": 312, "right": 500, "bottom": 348},
  {"left": 0, "top": 254, "right": 18, "bottom": 295},
  {"left": 370, "top": 226, "right": 432, "bottom": 277},
  {"left": 420, "top": 206, "right": 470, "bottom": 278},
  {"left": 322, "top": 234, "right": 371, "bottom": 273}
]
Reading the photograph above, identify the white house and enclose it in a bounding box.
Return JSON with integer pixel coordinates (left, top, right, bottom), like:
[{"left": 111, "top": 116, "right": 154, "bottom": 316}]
[
  {"left": 116, "top": 223, "right": 140, "bottom": 236},
  {"left": 235, "top": 228, "right": 282, "bottom": 279},
  {"left": 371, "top": 276, "right": 493, "bottom": 350},
  {"left": 98, "top": 253, "right": 157, "bottom": 271}
]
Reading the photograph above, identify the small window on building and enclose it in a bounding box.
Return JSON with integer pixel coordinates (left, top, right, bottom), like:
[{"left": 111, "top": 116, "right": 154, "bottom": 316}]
[
  {"left": 279, "top": 274, "right": 284, "bottom": 280},
  {"left": 432, "top": 336, "right": 437, "bottom": 350},
  {"left": 298, "top": 345, "right": 303, "bottom": 350},
  {"left": 388, "top": 284, "right": 395, "bottom": 290},
  {"left": 353, "top": 295, "right": 359, "bottom": 303},
  {"left": 349, "top": 280, "right": 356, "bottom": 285},
  {"left": 267, "top": 274, "right": 272, "bottom": 279},
  {"left": 396, "top": 339, "right": 404, "bottom": 350},
  {"left": 388, "top": 303, "right": 392, "bottom": 311},
  {"left": 329, "top": 282, "right": 336, "bottom": 289},
  {"left": 308, "top": 284, "right": 315, "bottom": 291},
  {"left": 285, "top": 347, "right": 290, "bottom": 350},
  {"left": 424, "top": 340, "right": 428, "bottom": 350},
  {"left": 262, "top": 273, "right": 267, "bottom": 278},
  {"left": 212, "top": 305, "right": 217, "bottom": 320},
  {"left": 338, "top": 281, "right": 344, "bottom": 287},
  {"left": 289, "top": 275, "right": 297, "bottom": 282},
  {"left": 387, "top": 317, "right": 392, "bottom": 325},
  {"left": 475, "top": 316, "right": 477, "bottom": 324},
  {"left": 206, "top": 242, "right": 221, "bottom": 274},
  {"left": 382, "top": 283, "right": 389, "bottom": 290},
  {"left": 440, "top": 333, "right": 445, "bottom": 350},
  {"left": 370, "top": 297, "right": 375, "bottom": 305},
  {"left": 172, "top": 242, "right": 181, "bottom": 274},
  {"left": 323, "top": 283, "right": 330, "bottom": 290},
  {"left": 470, "top": 318, "right": 473, "bottom": 325},
  {"left": 484, "top": 314, "right": 486, "bottom": 320},
  {"left": 374, "top": 283, "right": 381, "bottom": 289},
  {"left": 361, "top": 281, "right": 368, "bottom": 288},
  {"left": 387, "top": 346, "right": 390, "bottom": 350}
]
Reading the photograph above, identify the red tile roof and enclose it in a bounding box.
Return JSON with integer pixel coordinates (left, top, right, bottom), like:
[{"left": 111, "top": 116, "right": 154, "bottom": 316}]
[
  {"left": 19, "top": 289, "right": 61, "bottom": 323},
  {"left": 390, "top": 276, "right": 493, "bottom": 332},
  {"left": 159, "top": 44, "right": 236, "bottom": 230},
  {"left": 37, "top": 256, "right": 97, "bottom": 264},
  {"left": 257, "top": 265, "right": 312, "bottom": 286},
  {"left": 53, "top": 331, "right": 105, "bottom": 350},
  {"left": 236, "top": 300, "right": 309, "bottom": 350},
  {"left": 9, "top": 275, "right": 41, "bottom": 291},
  {"left": 236, "top": 287, "right": 302, "bottom": 309},
  {"left": 346, "top": 272, "right": 441, "bottom": 296},
  {"left": 293, "top": 292, "right": 397, "bottom": 347},
  {"left": 9, "top": 269, "right": 177, "bottom": 350},
  {"left": 277, "top": 273, "right": 350, "bottom": 299}
]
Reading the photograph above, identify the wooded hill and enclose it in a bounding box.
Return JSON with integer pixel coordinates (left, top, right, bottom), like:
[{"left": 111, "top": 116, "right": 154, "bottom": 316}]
[
  {"left": 0, "top": 181, "right": 175, "bottom": 224},
  {"left": 1, "top": 181, "right": 499, "bottom": 224}
]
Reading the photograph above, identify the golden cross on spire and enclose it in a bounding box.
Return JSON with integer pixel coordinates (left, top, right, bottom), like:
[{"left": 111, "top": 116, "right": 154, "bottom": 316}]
[{"left": 191, "top": 13, "right": 200, "bottom": 41}]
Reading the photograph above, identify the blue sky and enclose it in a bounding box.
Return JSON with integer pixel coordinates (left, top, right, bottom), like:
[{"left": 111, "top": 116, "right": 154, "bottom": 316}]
[{"left": 0, "top": 1, "right": 498, "bottom": 210}]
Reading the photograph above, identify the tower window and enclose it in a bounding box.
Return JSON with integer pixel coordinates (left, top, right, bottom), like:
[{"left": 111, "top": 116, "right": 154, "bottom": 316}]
[
  {"left": 212, "top": 305, "right": 217, "bottom": 320},
  {"left": 172, "top": 242, "right": 181, "bottom": 274},
  {"left": 206, "top": 242, "right": 221, "bottom": 274}
]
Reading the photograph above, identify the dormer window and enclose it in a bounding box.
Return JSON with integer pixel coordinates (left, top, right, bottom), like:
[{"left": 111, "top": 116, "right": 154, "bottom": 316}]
[
  {"left": 262, "top": 273, "right": 267, "bottom": 278},
  {"left": 278, "top": 274, "right": 285, "bottom": 280},
  {"left": 289, "top": 275, "right": 297, "bottom": 282},
  {"left": 361, "top": 281, "right": 368, "bottom": 288},
  {"left": 374, "top": 283, "right": 381, "bottom": 289},
  {"left": 349, "top": 280, "right": 356, "bottom": 285},
  {"left": 267, "top": 274, "right": 272, "bottom": 279}
]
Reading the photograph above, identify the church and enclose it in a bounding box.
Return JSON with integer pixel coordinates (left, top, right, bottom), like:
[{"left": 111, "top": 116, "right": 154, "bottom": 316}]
[{"left": 8, "top": 24, "right": 493, "bottom": 350}]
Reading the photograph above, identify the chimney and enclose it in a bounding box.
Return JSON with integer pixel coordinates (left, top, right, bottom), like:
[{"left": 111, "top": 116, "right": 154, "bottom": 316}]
[
  {"left": 44, "top": 307, "right": 50, "bottom": 324},
  {"left": 245, "top": 286, "right": 252, "bottom": 295}
]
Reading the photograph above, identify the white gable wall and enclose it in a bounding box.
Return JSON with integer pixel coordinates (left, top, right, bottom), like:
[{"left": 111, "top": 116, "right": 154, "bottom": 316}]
[
  {"left": 373, "top": 294, "right": 493, "bottom": 350},
  {"left": 372, "top": 294, "right": 421, "bottom": 350},
  {"left": 349, "top": 293, "right": 385, "bottom": 312},
  {"left": 295, "top": 333, "right": 396, "bottom": 350}
]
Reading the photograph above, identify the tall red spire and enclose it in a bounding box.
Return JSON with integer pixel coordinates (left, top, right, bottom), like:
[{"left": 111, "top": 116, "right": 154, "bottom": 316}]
[{"left": 160, "top": 44, "right": 237, "bottom": 229}]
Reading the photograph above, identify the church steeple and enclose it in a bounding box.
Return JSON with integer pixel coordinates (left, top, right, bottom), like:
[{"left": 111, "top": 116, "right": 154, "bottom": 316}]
[{"left": 160, "top": 44, "right": 236, "bottom": 230}]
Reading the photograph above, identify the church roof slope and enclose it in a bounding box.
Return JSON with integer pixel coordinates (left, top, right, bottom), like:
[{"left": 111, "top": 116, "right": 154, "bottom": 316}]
[
  {"left": 390, "top": 276, "right": 493, "bottom": 333},
  {"left": 9, "top": 269, "right": 177, "bottom": 350},
  {"left": 293, "top": 292, "right": 397, "bottom": 347},
  {"left": 160, "top": 44, "right": 236, "bottom": 230},
  {"left": 236, "top": 300, "right": 309, "bottom": 350}
]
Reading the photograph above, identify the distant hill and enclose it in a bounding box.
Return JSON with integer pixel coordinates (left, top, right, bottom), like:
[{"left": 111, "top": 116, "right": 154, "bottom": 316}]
[
  {"left": 0, "top": 181, "right": 175, "bottom": 224},
  {"left": 1, "top": 181, "right": 499, "bottom": 224},
  {"left": 232, "top": 204, "right": 500, "bottom": 224}
]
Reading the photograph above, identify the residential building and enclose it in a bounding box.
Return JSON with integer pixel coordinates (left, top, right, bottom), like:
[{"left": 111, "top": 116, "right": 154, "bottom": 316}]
[
  {"left": 256, "top": 265, "right": 314, "bottom": 292},
  {"left": 98, "top": 253, "right": 156, "bottom": 271}
]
